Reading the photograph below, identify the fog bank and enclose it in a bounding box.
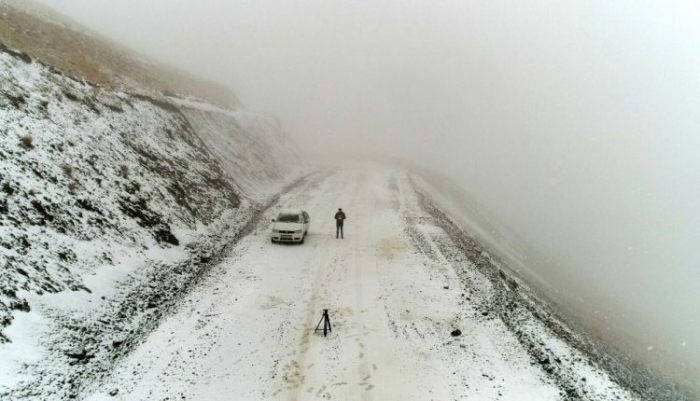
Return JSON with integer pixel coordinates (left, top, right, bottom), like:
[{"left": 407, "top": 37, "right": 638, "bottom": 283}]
[{"left": 34, "top": 0, "right": 700, "bottom": 390}]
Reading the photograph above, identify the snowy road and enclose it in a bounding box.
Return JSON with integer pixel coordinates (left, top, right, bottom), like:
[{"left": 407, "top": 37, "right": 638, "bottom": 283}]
[{"left": 87, "top": 166, "right": 640, "bottom": 401}]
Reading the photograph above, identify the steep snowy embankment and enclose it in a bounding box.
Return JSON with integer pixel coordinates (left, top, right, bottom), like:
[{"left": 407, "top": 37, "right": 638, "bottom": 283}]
[
  {"left": 172, "top": 98, "right": 303, "bottom": 201},
  {"left": 0, "top": 44, "right": 302, "bottom": 399},
  {"left": 408, "top": 173, "right": 697, "bottom": 401}
]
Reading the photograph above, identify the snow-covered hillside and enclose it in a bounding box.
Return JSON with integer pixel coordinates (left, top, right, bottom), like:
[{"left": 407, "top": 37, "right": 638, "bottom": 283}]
[
  {"left": 172, "top": 98, "right": 302, "bottom": 201},
  {"left": 0, "top": 0, "right": 240, "bottom": 108},
  {"left": 0, "top": 44, "right": 302, "bottom": 399}
]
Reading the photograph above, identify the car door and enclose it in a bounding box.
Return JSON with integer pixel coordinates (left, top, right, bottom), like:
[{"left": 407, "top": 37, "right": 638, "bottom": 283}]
[{"left": 302, "top": 211, "right": 310, "bottom": 232}]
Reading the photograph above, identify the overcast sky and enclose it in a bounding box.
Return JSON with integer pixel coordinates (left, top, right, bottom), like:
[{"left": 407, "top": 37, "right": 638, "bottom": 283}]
[{"left": 35, "top": 0, "right": 700, "bottom": 387}]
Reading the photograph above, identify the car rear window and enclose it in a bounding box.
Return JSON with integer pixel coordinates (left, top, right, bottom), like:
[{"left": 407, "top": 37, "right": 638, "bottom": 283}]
[{"left": 277, "top": 213, "right": 301, "bottom": 223}]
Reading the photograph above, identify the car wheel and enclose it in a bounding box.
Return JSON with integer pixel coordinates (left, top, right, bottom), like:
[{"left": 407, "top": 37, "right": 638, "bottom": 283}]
[
  {"left": 300, "top": 235, "right": 305, "bottom": 245},
  {"left": 271, "top": 238, "right": 276, "bottom": 244}
]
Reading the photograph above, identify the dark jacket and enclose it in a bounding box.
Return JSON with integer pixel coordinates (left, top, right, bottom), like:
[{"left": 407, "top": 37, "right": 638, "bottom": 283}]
[{"left": 334, "top": 211, "right": 346, "bottom": 225}]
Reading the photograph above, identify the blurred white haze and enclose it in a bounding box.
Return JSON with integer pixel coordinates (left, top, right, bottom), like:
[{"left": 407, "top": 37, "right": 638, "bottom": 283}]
[{"left": 36, "top": 0, "right": 700, "bottom": 388}]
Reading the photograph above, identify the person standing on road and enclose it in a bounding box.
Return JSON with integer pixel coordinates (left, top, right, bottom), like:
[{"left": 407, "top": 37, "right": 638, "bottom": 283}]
[{"left": 335, "top": 208, "right": 346, "bottom": 239}]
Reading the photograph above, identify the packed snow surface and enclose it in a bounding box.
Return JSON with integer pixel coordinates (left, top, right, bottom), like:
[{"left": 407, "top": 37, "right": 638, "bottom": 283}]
[{"left": 85, "top": 166, "right": 642, "bottom": 401}]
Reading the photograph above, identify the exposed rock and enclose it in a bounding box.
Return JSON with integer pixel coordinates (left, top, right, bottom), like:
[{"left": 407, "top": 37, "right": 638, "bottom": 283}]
[{"left": 64, "top": 348, "right": 93, "bottom": 361}]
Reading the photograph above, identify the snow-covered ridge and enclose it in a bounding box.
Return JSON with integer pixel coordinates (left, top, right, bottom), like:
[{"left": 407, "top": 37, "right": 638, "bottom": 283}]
[{"left": 0, "top": 44, "right": 301, "bottom": 398}]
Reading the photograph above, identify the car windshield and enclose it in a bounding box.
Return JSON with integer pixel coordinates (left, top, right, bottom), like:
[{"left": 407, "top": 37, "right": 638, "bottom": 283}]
[{"left": 277, "top": 213, "right": 301, "bottom": 223}]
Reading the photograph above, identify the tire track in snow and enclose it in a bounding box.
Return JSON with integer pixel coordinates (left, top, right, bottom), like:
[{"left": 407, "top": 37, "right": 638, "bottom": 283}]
[{"left": 278, "top": 170, "right": 367, "bottom": 401}]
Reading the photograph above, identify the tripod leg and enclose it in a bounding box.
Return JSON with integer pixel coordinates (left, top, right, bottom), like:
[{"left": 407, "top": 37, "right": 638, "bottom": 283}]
[
  {"left": 316, "top": 314, "right": 326, "bottom": 332},
  {"left": 323, "top": 309, "right": 331, "bottom": 337}
]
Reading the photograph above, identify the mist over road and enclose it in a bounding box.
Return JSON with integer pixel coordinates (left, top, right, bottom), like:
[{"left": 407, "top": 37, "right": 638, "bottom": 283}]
[
  {"left": 15, "top": 0, "right": 700, "bottom": 393},
  {"left": 3, "top": 0, "right": 697, "bottom": 398},
  {"left": 86, "top": 166, "right": 644, "bottom": 401}
]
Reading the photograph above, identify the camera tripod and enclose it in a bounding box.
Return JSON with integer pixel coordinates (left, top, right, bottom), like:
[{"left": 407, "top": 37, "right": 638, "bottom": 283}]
[{"left": 315, "top": 309, "right": 332, "bottom": 337}]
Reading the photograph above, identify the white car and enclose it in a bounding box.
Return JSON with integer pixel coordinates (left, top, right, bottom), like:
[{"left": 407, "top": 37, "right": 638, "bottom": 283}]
[{"left": 271, "top": 209, "right": 310, "bottom": 244}]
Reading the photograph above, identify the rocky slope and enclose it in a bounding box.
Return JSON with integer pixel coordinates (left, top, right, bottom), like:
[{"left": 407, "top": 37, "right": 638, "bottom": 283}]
[
  {"left": 0, "top": 32, "right": 302, "bottom": 398},
  {"left": 173, "top": 98, "right": 300, "bottom": 201},
  {"left": 0, "top": 0, "right": 239, "bottom": 108}
]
